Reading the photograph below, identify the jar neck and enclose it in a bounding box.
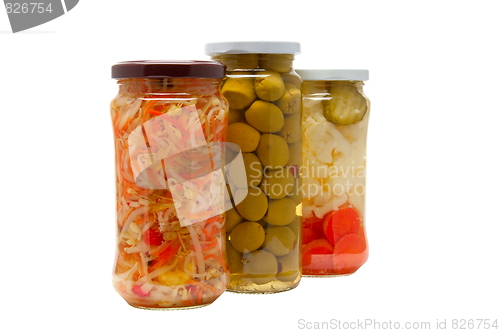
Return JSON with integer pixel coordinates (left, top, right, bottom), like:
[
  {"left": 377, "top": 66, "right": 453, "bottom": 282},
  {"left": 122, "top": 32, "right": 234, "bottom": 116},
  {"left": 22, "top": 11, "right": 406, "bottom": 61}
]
[
  {"left": 210, "top": 53, "right": 295, "bottom": 72},
  {"left": 116, "top": 77, "right": 222, "bottom": 96}
]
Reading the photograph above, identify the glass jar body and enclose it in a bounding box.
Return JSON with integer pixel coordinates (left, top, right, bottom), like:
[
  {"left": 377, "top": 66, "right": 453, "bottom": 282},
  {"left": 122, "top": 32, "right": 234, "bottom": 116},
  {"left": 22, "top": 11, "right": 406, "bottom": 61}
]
[
  {"left": 110, "top": 78, "right": 229, "bottom": 309},
  {"left": 301, "top": 80, "right": 369, "bottom": 276},
  {"left": 210, "top": 53, "right": 302, "bottom": 293}
]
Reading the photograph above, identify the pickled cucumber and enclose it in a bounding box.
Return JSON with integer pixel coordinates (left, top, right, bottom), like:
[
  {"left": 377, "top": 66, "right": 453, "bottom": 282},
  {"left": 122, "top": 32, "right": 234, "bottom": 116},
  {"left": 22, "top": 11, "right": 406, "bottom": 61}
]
[
  {"left": 254, "top": 71, "right": 285, "bottom": 102},
  {"left": 222, "top": 77, "right": 256, "bottom": 109},
  {"left": 226, "top": 207, "right": 243, "bottom": 232},
  {"left": 260, "top": 168, "right": 295, "bottom": 199},
  {"left": 242, "top": 153, "right": 263, "bottom": 187},
  {"left": 227, "top": 241, "right": 243, "bottom": 273},
  {"left": 262, "top": 226, "right": 297, "bottom": 256},
  {"left": 276, "top": 83, "right": 301, "bottom": 115},
  {"left": 263, "top": 198, "right": 297, "bottom": 225},
  {"left": 230, "top": 221, "right": 265, "bottom": 253},
  {"left": 235, "top": 187, "right": 268, "bottom": 221},
  {"left": 256, "top": 134, "right": 289, "bottom": 170},
  {"left": 276, "top": 249, "right": 300, "bottom": 282},
  {"left": 242, "top": 250, "right": 278, "bottom": 285},
  {"left": 324, "top": 83, "right": 367, "bottom": 125},
  {"left": 227, "top": 123, "right": 261, "bottom": 153},
  {"left": 245, "top": 100, "right": 284, "bottom": 133},
  {"left": 278, "top": 113, "right": 301, "bottom": 143}
]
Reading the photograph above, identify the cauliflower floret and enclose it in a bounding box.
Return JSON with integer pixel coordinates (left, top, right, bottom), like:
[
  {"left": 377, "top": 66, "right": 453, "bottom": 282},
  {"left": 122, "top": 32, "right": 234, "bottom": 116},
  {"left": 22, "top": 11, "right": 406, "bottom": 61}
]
[{"left": 304, "top": 121, "right": 351, "bottom": 164}]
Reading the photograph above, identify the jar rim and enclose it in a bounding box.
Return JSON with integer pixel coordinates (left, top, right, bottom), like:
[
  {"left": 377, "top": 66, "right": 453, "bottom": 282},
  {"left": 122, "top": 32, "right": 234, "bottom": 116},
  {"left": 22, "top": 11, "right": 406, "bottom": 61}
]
[
  {"left": 111, "top": 60, "right": 225, "bottom": 79},
  {"left": 205, "top": 41, "right": 301, "bottom": 55}
]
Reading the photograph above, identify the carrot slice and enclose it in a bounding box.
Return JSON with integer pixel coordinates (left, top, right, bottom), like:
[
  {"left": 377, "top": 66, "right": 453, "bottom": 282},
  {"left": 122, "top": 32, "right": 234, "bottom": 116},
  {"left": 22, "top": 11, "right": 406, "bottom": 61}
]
[
  {"left": 332, "top": 234, "right": 367, "bottom": 275},
  {"left": 302, "top": 239, "right": 334, "bottom": 267},
  {"left": 302, "top": 227, "right": 321, "bottom": 245},
  {"left": 323, "top": 207, "right": 360, "bottom": 245}
]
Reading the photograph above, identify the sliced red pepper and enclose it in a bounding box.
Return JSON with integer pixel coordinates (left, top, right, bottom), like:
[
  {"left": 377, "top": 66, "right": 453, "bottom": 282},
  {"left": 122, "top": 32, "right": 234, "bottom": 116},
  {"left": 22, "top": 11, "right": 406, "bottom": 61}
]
[
  {"left": 132, "top": 285, "right": 150, "bottom": 297},
  {"left": 149, "top": 239, "right": 181, "bottom": 271},
  {"left": 323, "top": 206, "right": 360, "bottom": 245},
  {"left": 144, "top": 228, "right": 164, "bottom": 246}
]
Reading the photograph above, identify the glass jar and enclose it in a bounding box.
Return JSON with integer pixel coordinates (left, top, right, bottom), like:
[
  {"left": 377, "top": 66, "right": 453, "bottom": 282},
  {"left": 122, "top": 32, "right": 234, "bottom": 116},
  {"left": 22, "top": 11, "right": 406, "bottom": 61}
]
[
  {"left": 110, "top": 61, "right": 230, "bottom": 309},
  {"left": 206, "top": 42, "right": 302, "bottom": 293},
  {"left": 296, "top": 69, "right": 370, "bottom": 276}
]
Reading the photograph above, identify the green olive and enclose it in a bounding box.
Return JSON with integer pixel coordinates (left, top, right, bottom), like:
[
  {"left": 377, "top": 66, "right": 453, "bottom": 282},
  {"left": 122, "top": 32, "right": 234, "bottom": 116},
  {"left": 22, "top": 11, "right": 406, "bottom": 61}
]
[
  {"left": 276, "top": 249, "right": 300, "bottom": 282},
  {"left": 276, "top": 83, "right": 301, "bottom": 115},
  {"left": 285, "top": 141, "right": 301, "bottom": 168},
  {"left": 254, "top": 71, "right": 285, "bottom": 101},
  {"left": 228, "top": 108, "right": 246, "bottom": 124},
  {"left": 234, "top": 187, "right": 268, "bottom": 221},
  {"left": 242, "top": 153, "right": 263, "bottom": 187},
  {"left": 279, "top": 113, "right": 301, "bottom": 143},
  {"left": 263, "top": 198, "right": 297, "bottom": 225},
  {"left": 225, "top": 208, "right": 243, "bottom": 233},
  {"left": 230, "top": 221, "right": 266, "bottom": 253},
  {"left": 285, "top": 215, "right": 300, "bottom": 238},
  {"left": 260, "top": 168, "right": 295, "bottom": 199},
  {"left": 245, "top": 100, "right": 284, "bottom": 133},
  {"left": 256, "top": 134, "right": 289, "bottom": 170},
  {"left": 226, "top": 241, "right": 243, "bottom": 273},
  {"left": 222, "top": 77, "right": 256, "bottom": 109},
  {"left": 242, "top": 250, "right": 278, "bottom": 285},
  {"left": 262, "top": 226, "right": 297, "bottom": 256},
  {"left": 227, "top": 123, "right": 261, "bottom": 153},
  {"left": 281, "top": 73, "right": 302, "bottom": 86}
]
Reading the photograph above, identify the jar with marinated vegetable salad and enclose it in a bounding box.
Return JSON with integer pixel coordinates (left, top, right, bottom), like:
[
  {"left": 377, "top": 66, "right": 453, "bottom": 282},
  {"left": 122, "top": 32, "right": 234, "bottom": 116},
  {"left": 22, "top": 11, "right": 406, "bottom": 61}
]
[
  {"left": 295, "top": 69, "right": 370, "bottom": 276},
  {"left": 110, "top": 61, "right": 230, "bottom": 309},
  {"left": 206, "top": 42, "right": 302, "bottom": 293}
]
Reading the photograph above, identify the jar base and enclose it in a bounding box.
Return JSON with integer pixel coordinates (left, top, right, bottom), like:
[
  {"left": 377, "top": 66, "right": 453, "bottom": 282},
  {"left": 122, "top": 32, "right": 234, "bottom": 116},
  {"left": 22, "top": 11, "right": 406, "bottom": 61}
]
[
  {"left": 302, "top": 273, "right": 353, "bottom": 278},
  {"left": 227, "top": 281, "right": 299, "bottom": 294},
  {"left": 127, "top": 302, "right": 212, "bottom": 311}
]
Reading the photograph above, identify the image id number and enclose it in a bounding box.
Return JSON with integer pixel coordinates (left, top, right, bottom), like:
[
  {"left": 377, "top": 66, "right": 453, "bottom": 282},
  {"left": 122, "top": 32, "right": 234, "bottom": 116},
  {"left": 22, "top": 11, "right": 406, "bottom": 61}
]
[
  {"left": 451, "top": 319, "right": 499, "bottom": 330},
  {"left": 5, "top": 2, "right": 53, "bottom": 14}
]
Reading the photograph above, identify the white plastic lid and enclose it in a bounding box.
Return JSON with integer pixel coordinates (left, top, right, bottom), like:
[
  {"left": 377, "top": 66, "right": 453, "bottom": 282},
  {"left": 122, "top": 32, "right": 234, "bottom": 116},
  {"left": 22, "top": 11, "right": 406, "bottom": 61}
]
[
  {"left": 296, "top": 69, "right": 369, "bottom": 81},
  {"left": 205, "top": 41, "right": 301, "bottom": 55}
]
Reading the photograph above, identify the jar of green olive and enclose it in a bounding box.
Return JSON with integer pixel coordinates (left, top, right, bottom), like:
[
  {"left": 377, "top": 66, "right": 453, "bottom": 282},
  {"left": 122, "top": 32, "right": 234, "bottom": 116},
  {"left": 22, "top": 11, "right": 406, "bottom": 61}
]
[{"left": 206, "top": 42, "right": 302, "bottom": 293}]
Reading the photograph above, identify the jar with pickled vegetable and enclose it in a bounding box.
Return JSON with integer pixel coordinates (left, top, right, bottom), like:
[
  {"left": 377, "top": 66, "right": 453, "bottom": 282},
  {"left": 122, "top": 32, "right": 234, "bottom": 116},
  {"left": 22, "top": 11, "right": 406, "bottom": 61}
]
[
  {"left": 110, "top": 61, "right": 230, "bottom": 309},
  {"left": 206, "top": 42, "right": 302, "bottom": 293},
  {"left": 295, "top": 69, "right": 370, "bottom": 276}
]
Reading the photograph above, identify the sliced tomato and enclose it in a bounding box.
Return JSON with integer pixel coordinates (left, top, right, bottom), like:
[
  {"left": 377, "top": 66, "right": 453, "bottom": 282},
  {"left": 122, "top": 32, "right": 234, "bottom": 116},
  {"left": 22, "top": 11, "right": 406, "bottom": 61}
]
[
  {"left": 323, "top": 207, "right": 361, "bottom": 245},
  {"left": 302, "top": 227, "right": 321, "bottom": 245},
  {"left": 302, "top": 239, "right": 334, "bottom": 267},
  {"left": 332, "top": 234, "right": 367, "bottom": 275}
]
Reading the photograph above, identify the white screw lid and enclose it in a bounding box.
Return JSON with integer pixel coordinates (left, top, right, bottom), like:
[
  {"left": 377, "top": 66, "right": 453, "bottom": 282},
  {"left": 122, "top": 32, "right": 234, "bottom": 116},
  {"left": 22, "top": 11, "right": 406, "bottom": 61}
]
[
  {"left": 296, "top": 69, "right": 369, "bottom": 81},
  {"left": 205, "top": 41, "right": 301, "bottom": 55}
]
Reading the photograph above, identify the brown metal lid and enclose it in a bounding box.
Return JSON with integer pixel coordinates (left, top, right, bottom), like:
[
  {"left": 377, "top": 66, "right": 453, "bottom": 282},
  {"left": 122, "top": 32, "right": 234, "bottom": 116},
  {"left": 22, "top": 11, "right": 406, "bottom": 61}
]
[{"left": 112, "top": 60, "right": 225, "bottom": 79}]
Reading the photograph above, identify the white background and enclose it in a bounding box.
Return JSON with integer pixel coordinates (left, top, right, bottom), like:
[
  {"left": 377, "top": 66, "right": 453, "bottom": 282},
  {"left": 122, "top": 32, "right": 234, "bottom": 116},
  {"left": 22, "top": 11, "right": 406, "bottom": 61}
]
[{"left": 1, "top": 1, "right": 499, "bottom": 332}]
